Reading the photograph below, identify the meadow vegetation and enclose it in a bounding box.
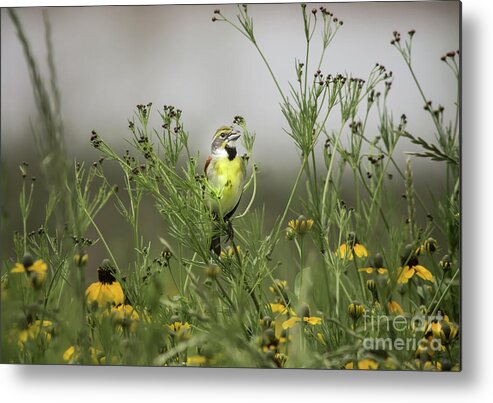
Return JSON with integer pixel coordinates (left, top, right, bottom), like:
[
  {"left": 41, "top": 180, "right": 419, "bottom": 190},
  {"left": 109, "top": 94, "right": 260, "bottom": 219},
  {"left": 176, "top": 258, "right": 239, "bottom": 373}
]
[{"left": 1, "top": 5, "right": 460, "bottom": 370}]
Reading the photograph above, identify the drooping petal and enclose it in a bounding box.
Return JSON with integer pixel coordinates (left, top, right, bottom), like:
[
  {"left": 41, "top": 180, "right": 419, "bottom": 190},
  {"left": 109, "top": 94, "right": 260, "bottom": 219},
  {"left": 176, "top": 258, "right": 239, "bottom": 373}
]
[
  {"left": 63, "top": 346, "right": 76, "bottom": 362},
  {"left": 358, "top": 358, "right": 379, "bottom": 370},
  {"left": 414, "top": 265, "right": 434, "bottom": 282},
  {"left": 337, "top": 243, "right": 353, "bottom": 260},
  {"left": 388, "top": 300, "right": 404, "bottom": 315},
  {"left": 354, "top": 244, "right": 369, "bottom": 258},
  {"left": 30, "top": 260, "right": 48, "bottom": 274},
  {"left": 187, "top": 355, "right": 207, "bottom": 366},
  {"left": 282, "top": 316, "right": 301, "bottom": 329},
  {"left": 397, "top": 266, "right": 415, "bottom": 284},
  {"left": 303, "top": 316, "right": 322, "bottom": 325},
  {"left": 270, "top": 303, "right": 288, "bottom": 315},
  {"left": 10, "top": 263, "right": 26, "bottom": 273}
]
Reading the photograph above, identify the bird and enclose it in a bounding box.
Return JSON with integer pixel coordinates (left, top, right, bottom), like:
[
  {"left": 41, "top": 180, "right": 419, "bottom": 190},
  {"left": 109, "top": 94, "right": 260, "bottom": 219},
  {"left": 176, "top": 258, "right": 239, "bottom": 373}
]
[{"left": 204, "top": 125, "right": 246, "bottom": 255}]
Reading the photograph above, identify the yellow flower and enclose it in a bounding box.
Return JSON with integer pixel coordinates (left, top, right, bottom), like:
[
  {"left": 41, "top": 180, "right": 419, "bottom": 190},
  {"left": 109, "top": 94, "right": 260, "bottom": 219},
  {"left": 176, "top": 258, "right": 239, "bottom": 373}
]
[
  {"left": 359, "top": 266, "right": 387, "bottom": 274},
  {"left": 359, "top": 253, "right": 387, "bottom": 274},
  {"left": 347, "top": 302, "right": 366, "bottom": 321},
  {"left": 397, "top": 264, "right": 434, "bottom": 284},
  {"left": 345, "top": 358, "right": 379, "bottom": 370},
  {"left": 110, "top": 304, "right": 139, "bottom": 332},
  {"left": 304, "top": 316, "right": 322, "bottom": 325},
  {"left": 416, "top": 237, "right": 438, "bottom": 255},
  {"left": 398, "top": 244, "right": 434, "bottom": 284},
  {"left": 358, "top": 358, "right": 379, "bottom": 370},
  {"left": 281, "top": 304, "right": 321, "bottom": 329},
  {"left": 282, "top": 315, "right": 322, "bottom": 329},
  {"left": 187, "top": 355, "right": 207, "bottom": 366},
  {"left": 10, "top": 254, "right": 48, "bottom": 288},
  {"left": 282, "top": 316, "right": 301, "bottom": 329},
  {"left": 268, "top": 279, "right": 288, "bottom": 295},
  {"left": 17, "top": 320, "right": 53, "bottom": 349},
  {"left": 388, "top": 300, "right": 404, "bottom": 315},
  {"left": 85, "top": 260, "right": 124, "bottom": 308},
  {"left": 73, "top": 252, "right": 89, "bottom": 267},
  {"left": 168, "top": 318, "right": 192, "bottom": 340},
  {"left": 287, "top": 215, "right": 314, "bottom": 238},
  {"left": 337, "top": 233, "right": 368, "bottom": 260},
  {"left": 439, "top": 254, "right": 452, "bottom": 272},
  {"left": 86, "top": 281, "right": 124, "bottom": 308},
  {"left": 270, "top": 303, "right": 295, "bottom": 316},
  {"left": 316, "top": 332, "right": 326, "bottom": 346},
  {"left": 63, "top": 345, "right": 104, "bottom": 364},
  {"left": 439, "top": 321, "right": 459, "bottom": 346}
]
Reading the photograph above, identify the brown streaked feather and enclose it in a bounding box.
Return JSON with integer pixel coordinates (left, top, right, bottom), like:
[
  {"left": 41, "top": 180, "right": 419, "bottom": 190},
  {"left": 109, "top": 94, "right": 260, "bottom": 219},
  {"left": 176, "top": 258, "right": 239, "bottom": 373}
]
[{"left": 204, "top": 155, "right": 212, "bottom": 174}]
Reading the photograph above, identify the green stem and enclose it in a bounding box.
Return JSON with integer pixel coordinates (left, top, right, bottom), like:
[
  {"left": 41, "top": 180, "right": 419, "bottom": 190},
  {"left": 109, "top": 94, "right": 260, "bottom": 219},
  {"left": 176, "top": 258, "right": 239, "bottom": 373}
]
[
  {"left": 82, "top": 206, "right": 121, "bottom": 274},
  {"left": 270, "top": 157, "right": 308, "bottom": 248},
  {"left": 430, "top": 269, "right": 459, "bottom": 318},
  {"left": 321, "top": 123, "right": 345, "bottom": 227}
]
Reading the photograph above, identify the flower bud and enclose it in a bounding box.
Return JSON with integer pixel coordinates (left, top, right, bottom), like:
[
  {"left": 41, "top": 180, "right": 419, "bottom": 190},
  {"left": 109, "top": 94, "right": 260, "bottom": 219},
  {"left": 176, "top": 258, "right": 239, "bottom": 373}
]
[
  {"left": 439, "top": 255, "right": 452, "bottom": 272},
  {"left": 261, "top": 316, "right": 273, "bottom": 329},
  {"left": 347, "top": 302, "right": 365, "bottom": 321},
  {"left": 74, "top": 252, "right": 88, "bottom": 267},
  {"left": 367, "top": 279, "right": 377, "bottom": 293},
  {"left": 205, "top": 264, "right": 220, "bottom": 279},
  {"left": 285, "top": 226, "right": 297, "bottom": 240}
]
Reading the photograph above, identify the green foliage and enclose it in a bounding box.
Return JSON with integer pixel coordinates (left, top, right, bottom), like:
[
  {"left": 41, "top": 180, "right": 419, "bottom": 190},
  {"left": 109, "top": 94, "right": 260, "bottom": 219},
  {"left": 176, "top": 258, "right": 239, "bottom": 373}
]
[{"left": 1, "top": 6, "right": 460, "bottom": 370}]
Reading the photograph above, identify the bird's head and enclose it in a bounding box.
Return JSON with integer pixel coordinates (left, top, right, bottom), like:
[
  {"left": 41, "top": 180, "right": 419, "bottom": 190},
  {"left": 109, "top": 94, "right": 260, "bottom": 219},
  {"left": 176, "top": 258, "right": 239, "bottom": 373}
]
[{"left": 211, "top": 126, "right": 241, "bottom": 156}]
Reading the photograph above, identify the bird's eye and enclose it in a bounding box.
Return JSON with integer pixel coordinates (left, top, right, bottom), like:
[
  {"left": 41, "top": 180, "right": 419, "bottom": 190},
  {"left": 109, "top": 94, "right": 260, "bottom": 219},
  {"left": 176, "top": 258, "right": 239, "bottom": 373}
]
[{"left": 220, "top": 133, "right": 227, "bottom": 138}]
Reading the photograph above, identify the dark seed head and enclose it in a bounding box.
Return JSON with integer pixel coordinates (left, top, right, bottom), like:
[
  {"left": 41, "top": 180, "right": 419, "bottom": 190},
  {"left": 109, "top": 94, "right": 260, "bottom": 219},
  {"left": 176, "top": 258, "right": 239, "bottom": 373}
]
[{"left": 22, "top": 253, "right": 34, "bottom": 268}]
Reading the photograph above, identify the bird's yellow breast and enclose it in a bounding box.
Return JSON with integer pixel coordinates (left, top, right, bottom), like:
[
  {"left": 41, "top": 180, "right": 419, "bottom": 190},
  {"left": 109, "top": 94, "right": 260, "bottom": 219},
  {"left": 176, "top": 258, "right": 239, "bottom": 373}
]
[{"left": 206, "top": 156, "right": 245, "bottom": 217}]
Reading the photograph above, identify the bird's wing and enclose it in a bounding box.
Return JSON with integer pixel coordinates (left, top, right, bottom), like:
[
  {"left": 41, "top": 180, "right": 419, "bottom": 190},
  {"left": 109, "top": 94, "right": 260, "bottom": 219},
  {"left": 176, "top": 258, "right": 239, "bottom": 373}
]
[{"left": 204, "top": 155, "right": 212, "bottom": 175}]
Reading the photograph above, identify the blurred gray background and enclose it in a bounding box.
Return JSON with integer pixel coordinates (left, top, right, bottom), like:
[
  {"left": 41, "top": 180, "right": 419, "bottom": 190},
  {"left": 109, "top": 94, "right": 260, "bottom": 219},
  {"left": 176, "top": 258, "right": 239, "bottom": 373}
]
[
  {"left": 0, "top": 2, "right": 460, "bottom": 261},
  {"left": 1, "top": 2, "right": 459, "bottom": 165}
]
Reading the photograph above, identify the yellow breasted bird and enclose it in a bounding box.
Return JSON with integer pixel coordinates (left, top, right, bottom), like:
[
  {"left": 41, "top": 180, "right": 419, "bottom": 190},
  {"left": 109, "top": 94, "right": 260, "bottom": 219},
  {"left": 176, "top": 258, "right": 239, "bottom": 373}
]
[{"left": 205, "top": 125, "right": 246, "bottom": 254}]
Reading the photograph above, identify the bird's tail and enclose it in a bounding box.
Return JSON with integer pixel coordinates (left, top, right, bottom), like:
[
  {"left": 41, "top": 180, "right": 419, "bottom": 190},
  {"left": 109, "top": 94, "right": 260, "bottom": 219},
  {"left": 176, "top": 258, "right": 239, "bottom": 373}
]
[
  {"left": 210, "top": 214, "right": 221, "bottom": 255},
  {"left": 211, "top": 234, "right": 221, "bottom": 256}
]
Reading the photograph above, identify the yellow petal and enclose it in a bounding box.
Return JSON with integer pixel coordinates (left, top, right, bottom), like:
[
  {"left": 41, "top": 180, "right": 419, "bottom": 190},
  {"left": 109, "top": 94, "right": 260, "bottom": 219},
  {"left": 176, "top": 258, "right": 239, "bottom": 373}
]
[
  {"left": 270, "top": 303, "right": 288, "bottom": 314},
  {"left": 414, "top": 265, "right": 434, "bottom": 282},
  {"left": 377, "top": 268, "right": 388, "bottom": 275},
  {"left": 337, "top": 244, "right": 353, "bottom": 260},
  {"left": 397, "top": 266, "right": 415, "bottom": 284},
  {"left": 85, "top": 281, "right": 124, "bottom": 307},
  {"left": 30, "top": 260, "right": 48, "bottom": 274},
  {"left": 358, "top": 358, "right": 378, "bottom": 370},
  {"left": 354, "top": 244, "right": 368, "bottom": 258},
  {"left": 358, "top": 267, "right": 375, "bottom": 274},
  {"left": 63, "top": 346, "right": 76, "bottom": 362},
  {"left": 304, "top": 316, "right": 322, "bottom": 325},
  {"left": 388, "top": 300, "right": 404, "bottom": 315},
  {"left": 11, "top": 263, "right": 26, "bottom": 273},
  {"left": 282, "top": 316, "right": 301, "bottom": 329},
  {"left": 187, "top": 355, "right": 207, "bottom": 366}
]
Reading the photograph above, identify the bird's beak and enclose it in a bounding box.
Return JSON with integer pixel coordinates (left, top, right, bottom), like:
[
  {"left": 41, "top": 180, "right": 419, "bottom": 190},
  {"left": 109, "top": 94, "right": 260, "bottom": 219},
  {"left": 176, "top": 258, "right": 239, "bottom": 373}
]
[{"left": 227, "top": 131, "right": 241, "bottom": 142}]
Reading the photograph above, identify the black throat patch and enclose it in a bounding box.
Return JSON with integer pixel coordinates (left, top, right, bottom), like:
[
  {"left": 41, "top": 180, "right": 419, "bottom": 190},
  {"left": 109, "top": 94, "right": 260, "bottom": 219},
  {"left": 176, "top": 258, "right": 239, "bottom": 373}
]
[{"left": 225, "top": 146, "right": 237, "bottom": 161}]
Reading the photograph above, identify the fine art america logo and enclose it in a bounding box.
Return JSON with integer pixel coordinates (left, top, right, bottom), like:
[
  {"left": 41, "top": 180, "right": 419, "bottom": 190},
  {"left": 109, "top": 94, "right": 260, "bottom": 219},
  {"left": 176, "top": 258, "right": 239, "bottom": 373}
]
[{"left": 362, "top": 310, "right": 444, "bottom": 351}]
